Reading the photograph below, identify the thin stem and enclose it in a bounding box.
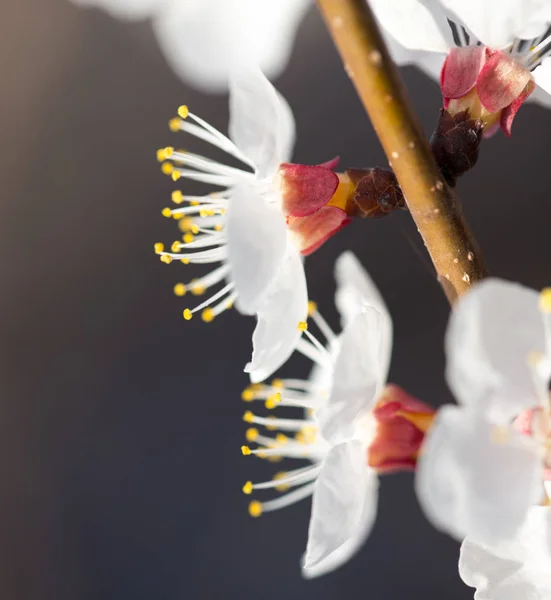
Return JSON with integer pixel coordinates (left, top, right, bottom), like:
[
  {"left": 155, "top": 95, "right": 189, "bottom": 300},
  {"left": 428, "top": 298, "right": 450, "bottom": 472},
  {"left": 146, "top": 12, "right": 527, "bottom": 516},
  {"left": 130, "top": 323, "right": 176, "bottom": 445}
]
[{"left": 317, "top": 0, "right": 487, "bottom": 303}]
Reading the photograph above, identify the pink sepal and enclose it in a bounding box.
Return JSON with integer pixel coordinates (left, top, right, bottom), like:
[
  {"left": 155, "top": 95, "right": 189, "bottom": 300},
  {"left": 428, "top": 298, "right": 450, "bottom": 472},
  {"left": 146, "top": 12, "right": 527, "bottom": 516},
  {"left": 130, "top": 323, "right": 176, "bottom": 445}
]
[
  {"left": 286, "top": 206, "right": 350, "bottom": 256},
  {"left": 441, "top": 45, "right": 486, "bottom": 102},
  {"left": 367, "top": 384, "right": 435, "bottom": 474},
  {"left": 477, "top": 49, "right": 533, "bottom": 113},
  {"left": 279, "top": 163, "right": 339, "bottom": 218},
  {"left": 499, "top": 78, "right": 535, "bottom": 136},
  {"left": 317, "top": 156, "right": 340, "bottom": 170}
]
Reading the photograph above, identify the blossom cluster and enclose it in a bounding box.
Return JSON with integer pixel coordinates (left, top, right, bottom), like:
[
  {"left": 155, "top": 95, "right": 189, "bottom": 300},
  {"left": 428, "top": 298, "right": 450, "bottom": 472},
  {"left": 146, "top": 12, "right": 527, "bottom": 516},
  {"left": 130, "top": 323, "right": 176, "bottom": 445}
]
[{"left": 70, "top": 0, "right": 551, "bottom": 597}]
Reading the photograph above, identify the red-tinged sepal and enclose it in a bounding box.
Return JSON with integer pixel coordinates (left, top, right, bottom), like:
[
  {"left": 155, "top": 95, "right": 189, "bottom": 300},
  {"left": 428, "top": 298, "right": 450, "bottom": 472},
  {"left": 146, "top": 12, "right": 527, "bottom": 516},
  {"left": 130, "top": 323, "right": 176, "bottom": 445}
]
[
  {"left": 367, "top": 384, "right": 436, "bottom": 474},
  {"left": 317, "top": 156, "right": 340, "bottom": 170},
  {"left": 441, "top": 46, "right": 486, "bottom": 105},
  {"left": 287, "top": 206, "right": 350, "bottom": 256},
  {"left": 441, "top": 45, "right": 534, "bottom": 137},
  {"left": 500, "top": 78, "right": 535, "bottom": 137},
  {"left": 279, "top": 163, "right": 340, "bottom": 218}
]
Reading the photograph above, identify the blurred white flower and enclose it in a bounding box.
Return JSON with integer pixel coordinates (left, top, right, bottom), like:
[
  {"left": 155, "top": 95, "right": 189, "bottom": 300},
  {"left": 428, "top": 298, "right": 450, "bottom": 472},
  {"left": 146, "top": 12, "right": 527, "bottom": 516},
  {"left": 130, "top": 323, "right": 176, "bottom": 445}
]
[
  {"left": 416, "top": 278, "right": 551, "bottom": 546},
  {"left": 240, "top": 252, "right": 434, "bottom": 577},
  {"left": 155, "top": 67, "right": 348, "bottom": 382},
  {"left": 459, "top": 506, "right": 551, "bottom": 600},
  {"left": 370, "top": 0, "right": 551, "bottom": 109},
  {"left": 69, "top": 0, "right": 311, "bottom": 92}
]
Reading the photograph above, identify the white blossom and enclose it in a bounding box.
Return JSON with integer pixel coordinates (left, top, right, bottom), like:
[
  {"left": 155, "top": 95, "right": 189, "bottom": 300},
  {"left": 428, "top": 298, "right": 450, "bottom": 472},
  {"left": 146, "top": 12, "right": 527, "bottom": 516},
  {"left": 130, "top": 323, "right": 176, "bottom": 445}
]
[{"left": 416, "top": 278, "right": 551, "bottom": 546}]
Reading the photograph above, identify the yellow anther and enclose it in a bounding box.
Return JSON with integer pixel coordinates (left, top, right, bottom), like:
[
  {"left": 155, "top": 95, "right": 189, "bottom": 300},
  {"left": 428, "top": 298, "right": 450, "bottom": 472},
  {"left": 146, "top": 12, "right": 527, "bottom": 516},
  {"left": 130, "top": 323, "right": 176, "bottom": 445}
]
[
  {"left": 248, "top": 500, "right": 263, "bottom": 518},
  {"left": 241, "top": 388, "right": 255, "bottom": 402},
  {"left": 178, "top": 217, "right": 193, "bottom": 233},
  {"left": 191, "top": 223, "right": 200, "bottom": 234},
  {"left": 251, "top": 383, "right": 263, "bottom": 391},
  {"left": 161, "top": 162, "right": 174, "bottom": 175},
  {"left": 265, "top": 393, "right": 281, "bottom": 410},
  {"left": 181, "top": 258, "right": 190, "bottom": 265},
  {"left": 161, "top": 207, "right": 172, "bottom": 218},
  {"left": 169, "top": 117, "right": 182, "bottom": 132},
  {"left": 266, "top": 454, "right": 283, "bottom": 463},
  {"left": 243, "top": 411, "right": 254, "bottom": 423},
  {"left": 190, "top": 282, "right": 206, "bottom": 296},
  {"left": 160, "top": 255, "right": 172, "bottom": 264},
  {"left": 163, "top": 146, "right": 174, "bottom": 158},
  {"left": 201, "top": 308, "right": 215, "bottom": 323},
  {"left": 183, "top": 308, "right": 193, "bottom": 320},
  {"left": 171, "top": 170, "right": 181, "bottom": 182},
  {"left": 271, "top": 379, "right": 284, "bottom": 389},
  {"left": 219, "top": 208, "right": 226, "bottom": 215},
  {"left": 183, "top": 232, "right": 194, "bottom": 244},
  {"left": 172, "top": 212, "right": 183, "bottom": 220},
  {"left": 154, "top": 242, "right": 164, "bottom": 254},
  {"left": 308, "top": 300, "right": 318, "bottom": 316},
  {"left": 298, "top": 321, "right": 308, "bottom": 332},
  {"left": 190, "top": 200, "right": 200, "bottom": 206},
  {"left": 246, "top": 428, "right": 259, "bottom": 442},
  {"left": 295, "top": 431, "right": 306, "bottom": 444},
  {"left": 273, "top": 472, "right": 290, "bottom": 492},
  {"left": 242, "top": 481, "right": 253, "bottom": 495},
  {"left": 177, "top": 105, "right": 189, "bottom": 119},
  {"left": 275, "top": 433, "right": 288, "bottom": 444},
  {"left": 173, "top": 283, "right": 186, "bottom": 297},
  {"left": 214, "top": 224, "right": 223, "bottom": 232},
  {"left": 156, "top": 148, "right": 167, "bottom": 162},
  {"left": 171, "top": 241, "right": 181, "bottom": 253},
  {"left": 241, "top": 445, "right": 252, "bottom": 456},
  {"left": 172, "top": 190, "right": 184, "bottom": 204},
  {"left": 540, "top": 288, "right": 551, "bottom": 313}
]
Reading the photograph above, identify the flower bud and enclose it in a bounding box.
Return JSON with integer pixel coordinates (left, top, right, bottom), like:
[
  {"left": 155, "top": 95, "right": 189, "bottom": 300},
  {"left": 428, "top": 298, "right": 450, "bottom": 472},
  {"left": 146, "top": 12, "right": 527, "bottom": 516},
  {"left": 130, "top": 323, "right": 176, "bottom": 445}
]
[
  {"left": 431, "top": 108, "right": 484, "bottom": 187},
  {"left": 345, "top": 167, "right": 405, "bottom": 218}
]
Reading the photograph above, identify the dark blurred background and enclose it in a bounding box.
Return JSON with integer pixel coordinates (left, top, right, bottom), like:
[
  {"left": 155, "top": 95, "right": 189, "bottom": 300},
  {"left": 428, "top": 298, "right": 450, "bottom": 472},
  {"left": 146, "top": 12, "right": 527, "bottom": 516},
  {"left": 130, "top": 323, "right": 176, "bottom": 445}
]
[{"left": 2, "top": 1, "right": 551, "bottom": 598}]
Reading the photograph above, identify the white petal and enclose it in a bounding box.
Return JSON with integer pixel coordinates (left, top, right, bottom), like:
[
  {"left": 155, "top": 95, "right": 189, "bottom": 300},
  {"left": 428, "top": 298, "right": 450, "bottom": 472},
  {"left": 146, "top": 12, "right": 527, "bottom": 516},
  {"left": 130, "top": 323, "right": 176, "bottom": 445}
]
[
  {"left": 459, "top": 507, "right": 551, "bottom": 600},
  {"left": 445, "top": 278, "right": 545, "bottom": 423},
  {"left": 532, "top": 59, "right": 551, "bottom": 102},
  {"left": 245, "top": 247, "right": 307, "bottom": 383},
  {"left": 226, "top": 184, "right": 288, "bottom": 315},
  {"left": 416, "top": 405, "right": 543, "bottom": 545},
  {"left": 69, "top": 0, "right": 162, "bottom": 19},
  {"left": 302, "top": 440, "right": 379, "bottom": 578},
  {"left": 153, "top": 0, "right": 310, "bottom": 93},
  {"left": 228, "top": 65, "right": 295, "bottom": 177},
  {"left": 441, "top": 0, "right": 551, "bottom": 48},
  {"left": 334, "top": 252, "right": 392, "bottom": 382},
  {"left": 370, "top": 0, "right": 451, "bottom": 53},
  {"left": 318, "top": 309, "right": 385, "bottom": 445}
]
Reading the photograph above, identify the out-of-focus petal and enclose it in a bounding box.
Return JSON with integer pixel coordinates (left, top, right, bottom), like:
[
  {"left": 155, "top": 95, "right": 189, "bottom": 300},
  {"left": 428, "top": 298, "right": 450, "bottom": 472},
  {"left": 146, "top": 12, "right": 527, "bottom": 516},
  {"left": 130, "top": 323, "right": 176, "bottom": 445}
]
[
  {"left": 370, "top": 0, "right": 451, "bottom": 53},
  {"left": 440, "top": 0, "right": 551, "bottom": 49},
  {"left": 445, "top": 278, "right": 545, "bottom": 423},
  {"left": 532, "top": 58, "right": 551, "bottom": 100},
  {"left": 334, "top": 252, "right": 392, "bottom": 380},
  {"left": 416, "top": 405, "right": 543, "bottom": 544},
  {"left": 287, "top": 207, "right": 350, "bottom": 256},
  {"left": 500, "top": 79, "right": 536, "bottom": 136},
  {"left": 226, "top": 185, "right": 287, "bottom": 315},
  {"left": 318, "top": 309, "right": 384, "bottom": 445},
  {"left": 69, "top": 0, "right": 162, "bottom": 19},
  {"left": 302, "top": 440, "right": 379, "bottom": 578},
  {"left": 153, "top": 0, "right": 311, "bottom": 93},
  {"left": 245, "top": 247, "right": 307, "bottom": 383},
  {"left": 459, "top": 507, "right": 551, "bottom": 600}
]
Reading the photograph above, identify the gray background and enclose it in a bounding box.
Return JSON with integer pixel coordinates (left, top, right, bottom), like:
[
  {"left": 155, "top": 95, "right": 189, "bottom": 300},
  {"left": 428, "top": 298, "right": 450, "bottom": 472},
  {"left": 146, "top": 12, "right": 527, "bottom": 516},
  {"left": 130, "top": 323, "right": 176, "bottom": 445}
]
[{"left": 1, "top": 1, "right": 550, "bottom": 598}]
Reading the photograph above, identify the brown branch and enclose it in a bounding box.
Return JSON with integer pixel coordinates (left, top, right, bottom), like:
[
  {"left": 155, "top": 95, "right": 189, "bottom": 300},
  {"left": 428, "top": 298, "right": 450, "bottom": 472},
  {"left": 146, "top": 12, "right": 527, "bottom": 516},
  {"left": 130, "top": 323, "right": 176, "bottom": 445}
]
[{"left": 317, "top": 0, "right": 487, "bottom": 303}]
